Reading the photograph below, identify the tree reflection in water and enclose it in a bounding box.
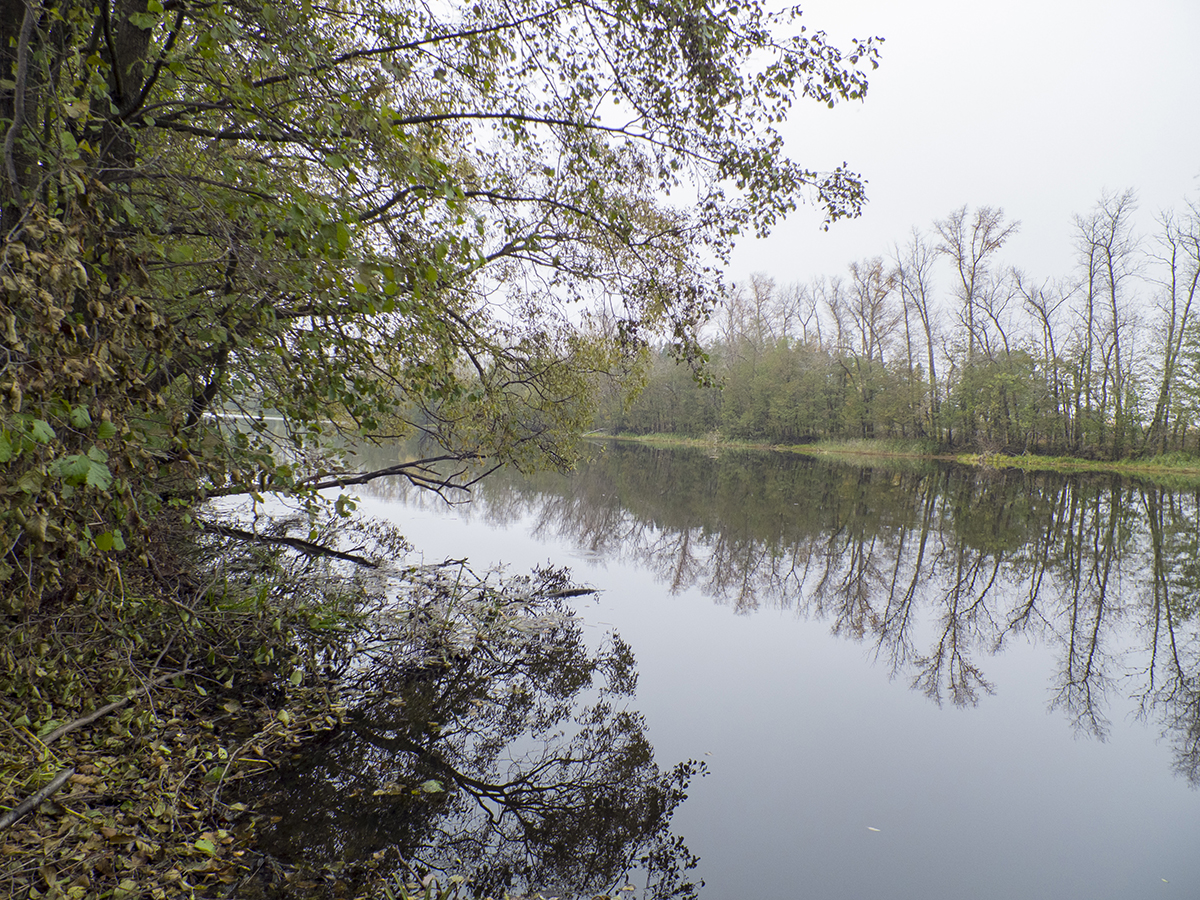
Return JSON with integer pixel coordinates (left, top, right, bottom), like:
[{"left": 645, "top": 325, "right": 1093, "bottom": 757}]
[
  {"left": 252, "top": 563, "right": 702, "bottom": 899},
  {"left": 365, "top": 442, "right": 1200, "bottom": 785}
]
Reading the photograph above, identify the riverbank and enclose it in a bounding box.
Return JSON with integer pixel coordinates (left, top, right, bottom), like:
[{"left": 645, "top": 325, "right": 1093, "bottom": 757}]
[
  {"left": 600, "top": 433, "right": 1200, "bottom": 484},
  {"left": 0, "top": 518, "right": 390, "bottom": 899},
  {"left": 1, "top": 515, "right": 597, "bottom": 900}
]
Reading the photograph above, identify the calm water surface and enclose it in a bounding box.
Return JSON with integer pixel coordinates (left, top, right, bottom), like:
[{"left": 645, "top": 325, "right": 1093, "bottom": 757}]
[{"left": 268, "top": 442, "right": 1200, "bottom": 898}]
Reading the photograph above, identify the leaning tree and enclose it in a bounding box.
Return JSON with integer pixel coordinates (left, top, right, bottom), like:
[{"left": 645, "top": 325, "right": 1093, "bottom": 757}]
[{"left": 0, "top": 0, "right": 880, "bottom": 609}]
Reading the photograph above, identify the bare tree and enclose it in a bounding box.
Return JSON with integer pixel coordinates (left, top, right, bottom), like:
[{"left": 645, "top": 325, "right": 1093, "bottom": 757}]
[
  {"left": 1073, "top": 189, "right": 1141, "bottom": 456},
  {"left": 894, "top": 229, "right": 941, "bottom": 439},
  {"left": 846, "top": 256, "right": 899, "bottom": 362},
  {"left": 1145, "top": 201, "right": 1200, "bottom": 454},
  {"left": 1016, "top": 271, "right": 1076, "bottom": 452},
  {"left": 817, "top": 274, "right": 851, "bottom": 354},
  {"left": 775, "top": 280, "right": 822, "bottom": 346},
  {"left": 722, "top": 274, "right": 778, "bottom": 363},
  {"left": 934, "top": 205, "right": 1020, "bottom": 361}
]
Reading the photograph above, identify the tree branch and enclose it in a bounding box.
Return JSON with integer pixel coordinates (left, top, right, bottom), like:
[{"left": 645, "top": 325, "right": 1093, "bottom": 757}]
[
  {"left": 0, "top": 766, "right": 75, "bottom": 832},
  {"left": 3, "top": 1, "right": 43, "bottom": 209},
  {"left": 204, "top": 523, "right": 380, "bottom": 568},
  {"left": 41, "top": 668, "right": 196, "bottom": 745}
]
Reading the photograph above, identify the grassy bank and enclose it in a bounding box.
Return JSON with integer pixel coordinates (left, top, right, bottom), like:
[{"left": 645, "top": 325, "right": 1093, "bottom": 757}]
[
  {"left": 602, "top": 432, "right": 1200, "bottom": 484},
  {"left": 603, "top": 432, "right": 943, "bottom": 459},
  {"left": 955, "top": 450, "right": 1200, "bottom": 485}
]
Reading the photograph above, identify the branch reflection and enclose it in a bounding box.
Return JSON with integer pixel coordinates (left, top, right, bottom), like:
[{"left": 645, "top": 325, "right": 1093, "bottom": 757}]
[{"left": 251, "top": 563, "right": 702, "bottom": 898}]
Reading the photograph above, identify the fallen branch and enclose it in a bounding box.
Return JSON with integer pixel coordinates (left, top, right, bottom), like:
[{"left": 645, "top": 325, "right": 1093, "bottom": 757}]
[
  {"left": 0, "top": 766, "right": 75, "bottom": 832},
  {"left": 204, "top": 523, "right": 380, "bottom": 568},
  {"left": 42, "top": 669, "right": 194, "bottom": 745}
]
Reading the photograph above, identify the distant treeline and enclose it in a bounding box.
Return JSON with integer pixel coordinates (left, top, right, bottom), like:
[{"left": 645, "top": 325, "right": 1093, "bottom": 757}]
[{"left": 598, "top": 192, "right": 1200, "bottom": 459}]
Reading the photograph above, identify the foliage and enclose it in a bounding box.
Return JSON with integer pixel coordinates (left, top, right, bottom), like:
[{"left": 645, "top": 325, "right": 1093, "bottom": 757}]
[
  {"left": 0, "top": 514, "right": 388, "bottom": 898},
  {"left": 0, "top": 0, "right": 880, "bottom": 610},
  {"left": 601, "top": 195, "right": 1200, "bottom": 461},
  {"left": 1, "top": 2, "right": 879, "bottom": 892}
]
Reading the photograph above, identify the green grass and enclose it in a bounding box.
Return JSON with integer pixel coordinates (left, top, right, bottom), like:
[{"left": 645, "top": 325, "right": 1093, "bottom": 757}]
[
  {"left": 965, "top": 450, "right": 1200, "bottom": 486},
  {"left": 603, "top": 432, "right": 1200, "bottom": 485},
  {"left": 607, "top": 432, "right": 939, "bottom": 457}
]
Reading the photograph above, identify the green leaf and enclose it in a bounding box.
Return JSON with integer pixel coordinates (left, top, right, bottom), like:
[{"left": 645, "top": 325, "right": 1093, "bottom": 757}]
[
  {"left": 0, "top": 431, "right": 13, "bottom": 462},
  {"left": 53, "top": 454, "right": 91, "bottom": 483},
  {"left": 97, "top": 420, "right": 118, "bottom": 440},
  {"left": 69, "top": 405, "right": 91, "bottom": 429},
  {"left": 95, "top": 530, "right": 125, "bottom": 552},
  {"left": 127, "top": 11, "right": 159, "bottom": 29},
  {"left": 193, "top": 837, "right": 217, "bottom": 855},
  {"left": 28, "top": 419, "right": 55, "bottom": 443},
  {"left": 418, "top": 779, "right": 444, "bottom": 793},
  {"left": 85, "top": 460, "right": 112, "bottom": 490},
  {"left": 17, "top": 471, "right": 44, "bottom": 493}
]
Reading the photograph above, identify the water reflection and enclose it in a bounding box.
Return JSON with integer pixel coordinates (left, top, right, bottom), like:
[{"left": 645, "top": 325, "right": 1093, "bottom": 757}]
[
  {"left": 362, "top": 442, "right": 1200, "bottom": 784},
  {"left": 252, "top": 563, "right": 702, "bottom": 899}
]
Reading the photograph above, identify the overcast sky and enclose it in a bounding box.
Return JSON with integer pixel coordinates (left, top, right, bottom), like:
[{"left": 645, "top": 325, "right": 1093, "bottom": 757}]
[{"left": 728, "top": 0, "right": 1200, "bottom": 291}]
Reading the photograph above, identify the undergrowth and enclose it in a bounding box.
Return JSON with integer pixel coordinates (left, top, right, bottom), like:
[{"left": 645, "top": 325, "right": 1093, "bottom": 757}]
[{"left": 0, "top": 512, "right": 397, "bottom": 899}]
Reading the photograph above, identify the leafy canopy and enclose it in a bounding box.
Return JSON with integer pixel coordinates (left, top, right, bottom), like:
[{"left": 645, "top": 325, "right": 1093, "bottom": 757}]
[{"left": 0, "top": 0, "right": 879, "bottom": 608}]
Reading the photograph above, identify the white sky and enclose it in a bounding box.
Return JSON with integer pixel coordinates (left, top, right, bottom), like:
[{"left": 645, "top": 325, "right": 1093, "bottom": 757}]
[{"left": 729, "top": 0, "right": 1200, "bottom": 288}]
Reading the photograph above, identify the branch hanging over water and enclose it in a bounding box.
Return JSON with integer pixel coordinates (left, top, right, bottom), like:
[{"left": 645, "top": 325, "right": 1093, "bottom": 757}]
[
  {"left": 199, "top": 457, "right": 503, "bottom": 502},
  {"left": 205, "top": 523, "right": 380, "bottom": 568}
]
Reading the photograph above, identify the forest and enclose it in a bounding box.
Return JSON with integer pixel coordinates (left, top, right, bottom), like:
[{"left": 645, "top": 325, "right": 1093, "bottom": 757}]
[{"left": 605, "top": 193, "right": 1200, "bottom": 460}]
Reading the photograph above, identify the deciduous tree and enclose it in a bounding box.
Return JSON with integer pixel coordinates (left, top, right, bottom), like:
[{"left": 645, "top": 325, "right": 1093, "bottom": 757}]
[{"left": 0, "top": 0, "right": 881, "bottom": 608}]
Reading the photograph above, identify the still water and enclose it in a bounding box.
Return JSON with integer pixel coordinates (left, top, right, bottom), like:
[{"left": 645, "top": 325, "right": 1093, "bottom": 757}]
[{"left": 263, "top": 442, "right": 1200, "bottom": 898}]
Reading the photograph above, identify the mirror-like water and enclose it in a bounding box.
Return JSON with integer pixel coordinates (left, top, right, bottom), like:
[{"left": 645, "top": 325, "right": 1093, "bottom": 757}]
[{"left": 259, "top": 442, "right": 1200, "bottom": 898}]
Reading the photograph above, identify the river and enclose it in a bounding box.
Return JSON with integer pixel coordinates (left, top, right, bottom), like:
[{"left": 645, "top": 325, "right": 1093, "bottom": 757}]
[{"left": 253, "top": 441, "right": 1200, "bottom": 899}]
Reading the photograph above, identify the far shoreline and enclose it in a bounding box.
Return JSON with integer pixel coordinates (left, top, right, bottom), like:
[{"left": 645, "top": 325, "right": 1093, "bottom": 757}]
[{"left": 592, "top": 432, "right": 1200, "bottom": 484}]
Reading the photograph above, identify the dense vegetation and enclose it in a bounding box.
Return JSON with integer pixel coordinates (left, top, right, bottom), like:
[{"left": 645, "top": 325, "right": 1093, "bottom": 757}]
[
  {"left": 605, "top": 195, "right": 1200, "bottom": 460},
  {"left": 0, "top": 0, "right": 879, "bottom": 896},
  {"left": 0, "top": 0, "right": 880, "bottom": 612}
]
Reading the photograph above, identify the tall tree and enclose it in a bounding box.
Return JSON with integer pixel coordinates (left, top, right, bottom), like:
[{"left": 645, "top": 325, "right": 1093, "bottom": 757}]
[
  {"left": 1146, "top": 202, "right": 1200, "bottom": 454},
  {"left": 894, "top": 229, "right": 940, "bottom": 438},
  {"left": 1073, "top": 189, "right": 1141, "bottom": 456},
  {"left": 1016, "top": 271, "right": 1075, "bottom": 452},
  {"left": 934, "top": 205, "right": 1020, "bottom": 362},
  {"left": 0, "top": 0, "right": 882, "bottom": 610}
]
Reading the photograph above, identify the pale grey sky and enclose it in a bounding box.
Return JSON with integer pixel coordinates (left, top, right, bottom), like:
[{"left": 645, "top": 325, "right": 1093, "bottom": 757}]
[{"left": 730, "top": 0, "right": 1200, "bottom": 287}]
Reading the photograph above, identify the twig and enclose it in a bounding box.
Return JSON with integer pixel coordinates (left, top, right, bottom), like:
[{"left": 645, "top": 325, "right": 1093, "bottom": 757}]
[
  {"left": 41, "top": 668, "right": 194, "bottom": 745},
  {"left": 0, "top": 766, "right": 75, "bottom": 832}
]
